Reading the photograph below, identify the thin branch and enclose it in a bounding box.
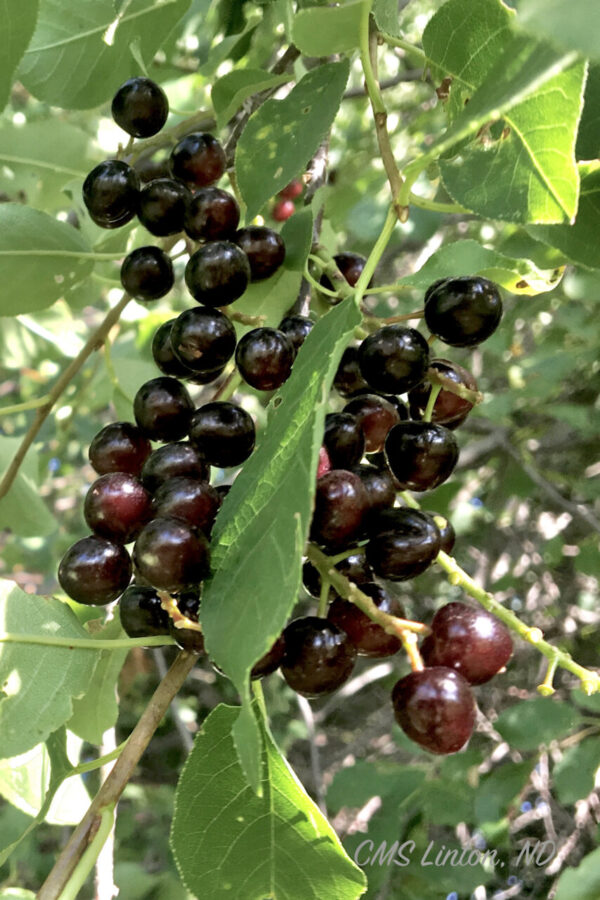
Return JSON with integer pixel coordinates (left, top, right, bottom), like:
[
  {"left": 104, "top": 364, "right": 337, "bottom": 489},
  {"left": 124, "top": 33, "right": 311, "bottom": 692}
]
[
  {"left": 152, "top": 648, "right": 194, "bottom": 753},
  {"left": 37, "top": 650, "right": 198, "bottom": 900},
  {"left": 0, "top": 293, "right": 131, "bottom": 503},
  {"left": 343, "top": 69, "right": 424, "bottom": 99}
]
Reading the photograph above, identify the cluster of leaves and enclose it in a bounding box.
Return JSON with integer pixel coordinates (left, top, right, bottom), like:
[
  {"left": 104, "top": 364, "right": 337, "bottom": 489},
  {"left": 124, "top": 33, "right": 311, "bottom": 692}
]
[{"left": 0, "top": 0, "right": 599, "bottom": 898}]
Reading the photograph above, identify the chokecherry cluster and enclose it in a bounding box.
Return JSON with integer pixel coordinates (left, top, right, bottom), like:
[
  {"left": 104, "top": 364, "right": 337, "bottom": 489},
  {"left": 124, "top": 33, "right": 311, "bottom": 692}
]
[{"left": 62, "top": 74, "right": 515, "bottom": 758}]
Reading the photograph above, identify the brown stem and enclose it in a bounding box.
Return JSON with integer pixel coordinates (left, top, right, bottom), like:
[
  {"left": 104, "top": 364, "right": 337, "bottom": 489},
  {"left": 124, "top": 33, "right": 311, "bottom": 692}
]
[
  {"left": 0, "top": 294, "right": 131, "bottom": 502},
  {"left": 427, "top": 368, "right": 484, "bottom": 405},
  {"left": 37, "top": 650, "right": 198, "bottom": 900}
]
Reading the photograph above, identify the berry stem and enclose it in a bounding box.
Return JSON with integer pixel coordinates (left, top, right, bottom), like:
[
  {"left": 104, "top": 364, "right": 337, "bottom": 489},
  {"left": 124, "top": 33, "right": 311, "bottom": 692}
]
[
  {"left": 423, "top": 383, "right": 442, "bottom": 423},
  {"left": 435, "top": 550, "right": 600, "bottom": 695},
  {"left": 400, "top": 630, "right": 425, "bottom": 672},
  {"left": 212, "top": 369, "right": 242, "bottom": 403},
  {"left": 37, "top": 650, "right": 199, "bottom": 900},
  {"left": 427, "top": 368, "right": 483, "bottom": 405},
  {"left": 408, "top": 192, "right": 469, "bottom": 214},
  {"left": 538, "top": 655, "right": 559, "bottom": 697},
  {"left": 0, "top": 393, "right": 53, "bottom": 416},
  {"left": 0, "top": 292, "right": 131, "bottom": 503},
  {"left": 353, "top": 205, "right": 397, "bottom": 305},
  {"left": 318, "top": 578, "right": 330, "bottom": 618},
  {"left": 359, "top": 4, "right": 405, "bottom": 221},
  {"left": 303, "top": 264, "right": 340, "bottom": 299},
  {"left": 306, "top": 544, "right": 430, "bottom": 638},
  {"left": 378, "top": 32, "right": 428, "bottom": 66},
  {"left": 0, "top": 633, "right": 175, "bottom": 650}
]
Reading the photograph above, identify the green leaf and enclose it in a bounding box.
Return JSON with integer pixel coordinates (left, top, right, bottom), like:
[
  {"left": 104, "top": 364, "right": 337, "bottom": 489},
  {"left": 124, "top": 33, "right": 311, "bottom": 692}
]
[
  {"left": 0, "top": 733, "right": 88, "bottom": 830},
  {"left": 474, "top": 761, "right": 534, "bottom": 823},
  {"left": 171, "top": 704, "right": 366, "bottom": 900},
  {"left": 0, "top": 580, "right": 100, "bottom": 759},
  {"left": 396, "top": 238, "right": 564, "bottom": 295},
  {"left": 0, "top": 0, "right": 39, "bottom": 112},
  {"left": 291, "top": 1, "right": 367, "bottom": 57},
  {"left": 553, "top": 737, "right": 600, "bottom": 804},
  {"left": 422, "top": 0, "right": 585, "bottom": 223},
  {"left": 528, "top": 162, "right": 600, "bottom": 268},
  {"left": 494, "top": 698, "right": 580, "bottom": 751},
  {"left": 212, "top": 68, "right": 291, "bottom": 131},
  {"left": 0, "top": 205, "right": 94, "bottom": 315},
  {"left": 0, "top": 438, "right": 57, "bottom": 538},
  {"left": 576, "top": 64, "right": 600, "bottom": 159},
  {"left": 372, "top": 0, "right": 402, "bottom": 37},
  {"left": 201, "top": 296, "right": 361, "bottom": 791},
  {"left": 19, "top": 0, "right": 191, "bottom": 110},
  {"left": 419, "top": 780, "right": 475, "bottom": 826},
  {"left": 0, "top": 121, "right": 93, "bottom": 212},
  {"left": 232, "top": 207, "right": 313, "bottom": 333},
  {"left": 67, "top": 618, "right": 129, "bottom": 745},
  {"left": 236, "top": 60, "right": 350, "bottom": 219},
  {"left": 519, "top": 0, "right": 600, "bottom": 61},
  {"left": 555, "top": 847, "right": 600, "bottom": 900},
  {"left": 0, "top": 891, "right": 36, "bottom": 899},
  {"left": 327, "top": 761, "right": 425, "bottom": 813}
]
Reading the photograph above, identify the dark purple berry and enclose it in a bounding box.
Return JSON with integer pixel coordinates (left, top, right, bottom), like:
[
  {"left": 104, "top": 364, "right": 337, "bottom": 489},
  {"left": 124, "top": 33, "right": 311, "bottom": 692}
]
[
  {"left": 323, "top": 412, "right": 365, "bottom": 469},
  {"left": 119, "top": 584, "right": 170, "bottom": 638},
  {"left": 424, "top": 276, "right": 503, "bottom": 347},
  {"left": 408, "top": 359, "right": 478, "bottom": 429},
  {"left": 334, "top": 346, "right": 370, "bottom": 397},
  {"left": 189, "top": 402, "right": 255, "bottom": 468},
  {"left": 83, "top": 160, "right": 139, "bottom": 228},
  {"left": 152, "top": 320, "right": 199, "bottom": 379},
  {"left": 310, "top": 469, "right": 368, "bottom": 551},
  {"left": 170, "top": 307, "right": 236, "bottom": 374},
  {"left": 366, "top": 507, "right": 441, "bottom": 581},
  {"left": 384, "top": 421, "right": 459, "bottom": 491},
  {"left": 234, "top": 226, "right": 285, "bottom": 280},
  {"left": 141, "top": 441, "right": 209, "bottom": 492},
  {"left": 235, "top": 328, "right": 294, "bottom": 392},
  {"left": 184, "top": 187, "right": 240, "bottom": 241},
  {"left": 89, "top": 422, "right": 151, "bottom": 477},
  {"left": 392, "top": 667, "right": 476, "bottom": 754},
  {"left": 302, "top": 551, "right": 373, "bottom": 602},
  {"left": 120, "top": 246, "right": 174, "bottom": 301},
  {"left": 281, "top": 616, "right": 356, "bottom": 697},
  {"left": 351, "top": 463, "right": 396, "bottom": 521},
  {"left": 152, "top": 476, "right": 221, "bottom": 535},
  {"left": 251, "top": 635, "right": 286, "bottom": 679},
  {"left": 111, "top": 77, "right": 168, "bottom": 138},
  {"left": 58, "top": 536, "right": 132, "bottom": 605},
  {"left": 133, "top": 517, "right": 210, "bottom": 592},
  {"left": 343, "top": 393, "right": 401, "bottom": 453},
  {"left": 170, "top": 593, "right": 205, "bottom": 652},
  {"left": 328, "top": 582, "right": 404, "bottom": 657},
  {"left": 185, "top": 241, "right": 250, "bottom": 306},
  {"left": 134, "top": 377, "right": 193, "bottom": 442},
  {"left": 169, "top": 133, "right": 226, "bottom": 187},
  {"left": 278, "top": 315, "right": 313, "bottom": 354},
  {"left": 320, "top": 251, "right": 367, "bottom": 296},
  {"left": 137, "top": 178, "right": 191, "bottom": 236},
  {"left": 359, "top": 325, "right": 430, "bottom": 394},
  {"left": 84, "top": 473, "right": 152, "bottom": 544},
  {"left": 427, "top": 512, "right": 455, "bottom": 554}
]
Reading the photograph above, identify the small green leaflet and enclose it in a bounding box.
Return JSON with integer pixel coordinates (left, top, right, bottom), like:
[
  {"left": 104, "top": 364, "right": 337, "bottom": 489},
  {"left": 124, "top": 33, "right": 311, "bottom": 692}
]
[
  {"left": 232, "top": 207, "right": 314, "bottom": 335},
  {"left": 19, "top": 0, "right": 191, "bottom": 110},
  {"left": 171, "top": 704, "right": 366, "bottom": 900},
  {"left": 494, "top": 697, "right": 580, "bottom": 751},
  {"left": 201, "top": 296, "right": 362, "bottom": 792},
  {"left": 0, "top": 438, "right": 57, "bottom": 538},
  {"left": 212, "top": 69, "right": 291, "bottom": 131},
  {"left": 292, "top": 0, "right": 367, "bottom": 57},
  {"left": 396, "top": 239, "right": 564, "bottom": 295},
  {"left": 0, "top": 581, "right": 100, "bottom": 759},
  {"left": 528, "top": 162, "right": 600, "bottom": 268},
  {"left": 422, "top": 0, "right": 585, "bottom": 224},
  {"left": 519, "top": 0, "right": 600, "bottom": 61},
  {"left": 372, "top": 0, "right": 403, "bottom": 37},
  {"left": 236, "top": 60, "right": 350, "bottom": 220},
  {"left": 555, "top": 847, "right": 600, "bottom": 900},
  {"left": 0, "top": 205, "right": 94, "bottom": 316},
  {"left": 0, "top": 0, "right": 39, "bottom": 112},
  {"left": 553, "top": 737, "right": 600, "bottom": 804},
  {"left": 576, "top": 64, "right": 600, "bottom": 160}
]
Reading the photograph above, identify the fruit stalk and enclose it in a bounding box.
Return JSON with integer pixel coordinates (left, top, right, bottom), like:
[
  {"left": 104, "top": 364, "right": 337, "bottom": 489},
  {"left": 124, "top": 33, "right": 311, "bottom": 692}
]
[{"left": 37, "top": 650, "right": 198, "bottom": 900}]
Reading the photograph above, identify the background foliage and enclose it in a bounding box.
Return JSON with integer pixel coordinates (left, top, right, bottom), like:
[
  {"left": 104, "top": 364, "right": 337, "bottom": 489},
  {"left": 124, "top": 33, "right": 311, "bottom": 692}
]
[{"left": 0, "top": 0, "right": 599, "bottom": 898}]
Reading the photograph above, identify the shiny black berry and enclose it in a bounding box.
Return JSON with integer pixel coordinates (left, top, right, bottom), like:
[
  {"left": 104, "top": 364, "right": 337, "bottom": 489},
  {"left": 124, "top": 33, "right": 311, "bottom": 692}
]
[
  {"left": 89, "top": 422, "right": 151, "bottom": 477},
  {"left": 152, "top": 320, "right": 198, "bottom": 379},
  {"left": 333, "top": 346, "right": 370, "bottom": 397},
  {"left": 119, "top": 584, "right": 170, "bottom": 638},
  {"left": 323, "top": 413, "right": 365, "bottom": 469},
  {"left": 111, "top": 77, "right": 168, "bottom": 138},
  {"left": 392, "top": 667, "right": 476, "bottom": 754},
  {"left": 384, "top": 421, "right": 458, "bottom": 491},
  {"left": 120, "top": 246, "right": 174, "bottom": 301},
  {"left": 351, "top": 463, "right": 396, "bottom": 521},
  {"left": 427, "top": 512, "right": 455, "bottom": 554},
  {"left": 359, "top": 325, "right": 430, "bottom": 394},
  {"left": 170, "top": 307, "right": 236, "bottom": 374},
  {"left": 235, "top": 328, "right": 294, "bottom": 391},
  {"left": 185, "top": 241, "right": 251, "bottom": 306},
  {"left": 310, "top": 469, "right": 368, "bottom": 551},
  {"left": 320, "top": 251, "right": 367, "bottom": 296},
  {"left": 278, "top": 315, "right": 314, "bottom": 354},
  {"left": 424, "top": 276, "right": 503, "bottom": 347},
  {"left": 83, "top": 160, "right": 139, "bottom": 228},
  {"left": 343, "top": 393, "right": 401, "bottom": 453},
  {"left": 302, "top": 551, "right": 373, "bottom": 602},
  {"left": 137, "top": 178, "right": 191, "bottom": 236},
  {"left": 251, "top": 635, "right": 286, "bottom": 679},
  {"left": 133, "top": 377, "right": 193, "bottom": 442},
  {"left": 84, "top": 473, "right": 152, "bottom": 544},
  {"left": 58, "top": 536, "right": 132, "bottom": 605},
  {"left": 408, "top": 359, "right": 478, "bottom": 429},
  {"left": 366, "top": 507, "right": 441, "bottom": 581},
  {"left": 234, "top": 226, "right": 285, "bottom": 281},
  {"left": 281, "top": 617, "right": 356, "bottom": 697},
  {"left": 152, "top": 476, "right": 221, "bottom": 535},
  {"left": 133, "top": 517, "right": 210, "bottom": 592},
  {"left": 169, "top": 132, "right": 226, "bottom": 187},
  {"left": 185, "top": 187, "right": 240, "bottom": 241},
  {"left": 328, "top": 582, "right": 404, "bottom": 658},
  {"left": 141, "top": 441, "right": 209, "bottom": 492},
  {"left": 189, "top": 402, "right": 255, "bottom": 468}
]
